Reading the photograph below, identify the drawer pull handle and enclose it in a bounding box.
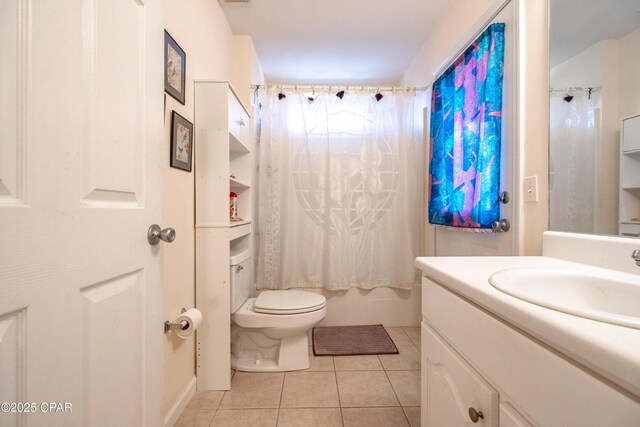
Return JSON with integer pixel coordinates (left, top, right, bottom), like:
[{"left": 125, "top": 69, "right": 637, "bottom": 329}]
[
  {"left": 238, "top": 119, "right": 246, "bottom": 126},
  {"left": 468, "top": 407, "right": 484, "bottom": 423}
]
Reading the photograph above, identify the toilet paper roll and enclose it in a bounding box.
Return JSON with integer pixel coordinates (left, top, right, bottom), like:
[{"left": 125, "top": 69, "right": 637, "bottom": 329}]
[{"left": 175, "top": 308, "right": 202, "bottom": 338}]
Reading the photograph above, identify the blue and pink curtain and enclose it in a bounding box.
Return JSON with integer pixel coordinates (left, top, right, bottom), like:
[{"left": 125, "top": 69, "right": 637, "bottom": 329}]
[{"left": 428, "top": 23, "right": 505, "bottom": 229}]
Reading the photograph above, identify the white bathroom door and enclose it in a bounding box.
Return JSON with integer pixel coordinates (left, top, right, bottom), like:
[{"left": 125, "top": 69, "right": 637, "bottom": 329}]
[
  {"left": 433, "top": 1, "right": 516, "bottom": 257},
  {"left": 0, "top": 1, "right": 164, "bottom": 426}
]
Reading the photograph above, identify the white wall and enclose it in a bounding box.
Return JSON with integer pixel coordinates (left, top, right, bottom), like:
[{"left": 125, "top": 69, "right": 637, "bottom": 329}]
[
  {"left": 518, "top": 0, "right": 550, "bottom": 255},
  {"left": 618, "top": 28, "right": 640, "bottom": 119},
  {"left": 403, "top": 0, "right": 549, "bottom": 255},
  {"left": 551, "top": 41, "right": 609, "bottom": 87},
  {"left": 403, "top": 0, "right": 497, "bottom": 87},
  {"left": 231, "top": 35, "right": 265, "bottom": 108},
  {"left": 163, "top": 1, "right": 264, "bottom": 423}
]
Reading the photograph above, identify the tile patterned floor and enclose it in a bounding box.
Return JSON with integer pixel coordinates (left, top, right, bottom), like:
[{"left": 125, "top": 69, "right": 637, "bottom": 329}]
[{"left": 175, "top": 326, "right": 421, "bottom": 427}]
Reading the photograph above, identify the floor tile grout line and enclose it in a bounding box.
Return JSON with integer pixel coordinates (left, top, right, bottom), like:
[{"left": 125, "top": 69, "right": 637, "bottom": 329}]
[
  {"left": 382, "top": 349, "right": 406, "bottom": 410},
  {"left": 276, "top": 371, "right": 286, "bottom": 425},
  {"left": 386, "top": 325, "right": 412, "bottom": 348},
  {"left": 213, "top": 387, "right": 225, "bottom": 416},
  {"left": 402, "top": 406, "right": 418, "bottom": 427},
  {"left": 402, "top": 326, "right": 421, "bottom": 350},
  {"left": 332, "top": 367, "right": 346, "bottom": 426}
]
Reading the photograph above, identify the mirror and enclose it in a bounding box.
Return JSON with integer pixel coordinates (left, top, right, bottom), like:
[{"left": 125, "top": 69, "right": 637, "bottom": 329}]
[{"left": 549, "top": 0, "right": 640, "bottom": 237}]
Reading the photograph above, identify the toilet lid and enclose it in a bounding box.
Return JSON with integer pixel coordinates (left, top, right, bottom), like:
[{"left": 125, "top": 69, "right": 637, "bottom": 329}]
[{"left": 254, "top": 290, "right": 326, "bottom": 314}]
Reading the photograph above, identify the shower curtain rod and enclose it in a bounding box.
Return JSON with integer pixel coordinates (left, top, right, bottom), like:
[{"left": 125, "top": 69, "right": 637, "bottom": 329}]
[
  {"left": 549, "top": 86, "right": 601, "bottom": 93},
  {"left": 251, "top": 84, "right": 428, "bottom": 93}
]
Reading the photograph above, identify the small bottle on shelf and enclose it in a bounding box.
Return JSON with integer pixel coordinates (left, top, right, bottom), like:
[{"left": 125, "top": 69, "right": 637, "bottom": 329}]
[{"left": 230, "top": 192, "right": 238, "bottom": 221}]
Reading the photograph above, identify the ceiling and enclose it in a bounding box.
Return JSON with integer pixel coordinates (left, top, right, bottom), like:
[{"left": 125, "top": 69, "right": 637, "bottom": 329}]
[
  {"left": 219, "top": 0, "right": 450, "bottom": 85},
  {"left": 550, "top": 0, "right": 640, "bottom": 67}
]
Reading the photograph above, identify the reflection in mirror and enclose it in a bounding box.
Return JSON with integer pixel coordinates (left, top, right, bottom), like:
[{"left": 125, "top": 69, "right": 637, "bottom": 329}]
[{"left": 549, "top": 0, "right": 640, "bottom": 237}]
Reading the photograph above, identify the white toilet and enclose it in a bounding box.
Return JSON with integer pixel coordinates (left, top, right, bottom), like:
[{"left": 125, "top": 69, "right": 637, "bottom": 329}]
[{"left": 230, "top": 255, "right": 327, "bottom": 371}]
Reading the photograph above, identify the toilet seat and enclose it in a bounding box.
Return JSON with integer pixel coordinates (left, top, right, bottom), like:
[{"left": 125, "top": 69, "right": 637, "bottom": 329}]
[{"left": 253, "top": 290, "right": 326, "bottom": 315}]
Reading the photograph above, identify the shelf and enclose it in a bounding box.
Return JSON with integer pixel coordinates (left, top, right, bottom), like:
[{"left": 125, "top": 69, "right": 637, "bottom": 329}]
[
  {"left": 623, "top": 151, "right": 640, "bottom": 160},
  {"left": 195, "top": 220, "right": 252, "bottom": 229},
  {"left": 230, "top": 177, "right": 250, "bottom": 189},
  {"left": 230, "top": 133, "right": 250, "bottom": 153},
  {"left": 230, "top": 222, "right": 251, "bottom": 241},
  {"left": 621, "top": 186, "right": 640, "bottom": 191},
  {"left": 619, "top": 221, "right": 640, "bottom": 237}
]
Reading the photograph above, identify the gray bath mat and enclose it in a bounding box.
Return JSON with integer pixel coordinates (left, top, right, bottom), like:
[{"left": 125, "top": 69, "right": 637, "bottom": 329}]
[{"left": 312, "top": 325, "right": 399, "bottom": 356}]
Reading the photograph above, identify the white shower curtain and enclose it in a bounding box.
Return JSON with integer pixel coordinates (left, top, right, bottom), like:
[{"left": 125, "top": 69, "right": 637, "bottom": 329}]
[
  {"left": 256, "top": 88, "right": 423, "bottom": 291},
  {"left": 549, "top": 90, "right": 599, "bottom": 233}
]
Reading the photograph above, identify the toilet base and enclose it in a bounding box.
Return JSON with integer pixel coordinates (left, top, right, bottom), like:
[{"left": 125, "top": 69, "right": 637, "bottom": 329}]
[{"left": 231, "top": 325, "right": 311, "bottom": 372}]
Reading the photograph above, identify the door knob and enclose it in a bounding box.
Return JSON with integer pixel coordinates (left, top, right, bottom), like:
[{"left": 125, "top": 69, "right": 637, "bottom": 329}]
[
  {"left": 499, "top": 191, "right": 510, "bottom": 204},
  {"left": 468, "top": 407, "right": 484, "bottom": 423},
  {"left": 491, "top": 219, "right": 510, "bottom": 232},
  {"left": 147, "top": 224, "right": 176, "bottom": 245}
]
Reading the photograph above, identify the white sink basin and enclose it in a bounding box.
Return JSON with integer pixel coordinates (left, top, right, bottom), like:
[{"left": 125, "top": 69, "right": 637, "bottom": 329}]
[{"left": 489, "top": 268, "right": 640, "bottom": 329}]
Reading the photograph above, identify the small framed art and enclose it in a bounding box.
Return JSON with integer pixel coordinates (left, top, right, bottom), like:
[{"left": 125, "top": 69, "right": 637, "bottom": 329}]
[
  {"left": 170, "top": 111, "right": 193, "bottom": 172},
  {"left": 164, "top": 30, "right": 186, "bottom": 104}
]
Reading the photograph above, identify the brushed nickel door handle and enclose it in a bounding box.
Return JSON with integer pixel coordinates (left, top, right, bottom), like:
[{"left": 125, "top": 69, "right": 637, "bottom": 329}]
[{"left": 147, "top": 224, "right": 176, "bottom": 245}]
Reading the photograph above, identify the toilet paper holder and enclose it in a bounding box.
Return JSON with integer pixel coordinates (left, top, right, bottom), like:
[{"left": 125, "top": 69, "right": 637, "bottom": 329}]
[{"left": 164, "top": 308, "right": 189, "bottom": 334}]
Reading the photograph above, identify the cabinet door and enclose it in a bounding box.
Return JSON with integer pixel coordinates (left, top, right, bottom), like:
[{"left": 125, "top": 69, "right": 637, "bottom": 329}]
[
  {"left": 422, "top": 322, "right": 498, "bottom": 427},
  {"left": 228, "top": 89, "right": 250, "bottom": 151},
  {"left": 622, "top": 115, "right": 640, "bottom": 153}
]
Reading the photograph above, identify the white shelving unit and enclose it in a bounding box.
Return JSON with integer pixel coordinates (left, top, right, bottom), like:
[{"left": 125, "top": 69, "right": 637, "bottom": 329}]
[
  {"left": 619, "top": 115, "right": 640, "bottom": 237},
  {"left": 194, "top": 81, "right": 252, "bottom": 390}
]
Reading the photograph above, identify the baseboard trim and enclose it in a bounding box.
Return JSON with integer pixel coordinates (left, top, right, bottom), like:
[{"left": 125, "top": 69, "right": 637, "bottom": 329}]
[{"left": 164, "top": 376, "right": 197, "bottom": 427}]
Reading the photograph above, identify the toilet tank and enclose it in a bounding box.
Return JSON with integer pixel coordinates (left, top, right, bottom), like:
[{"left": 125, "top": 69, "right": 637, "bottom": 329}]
[{"left": 230, "top": 249, "right": 251, "bottom": 313}]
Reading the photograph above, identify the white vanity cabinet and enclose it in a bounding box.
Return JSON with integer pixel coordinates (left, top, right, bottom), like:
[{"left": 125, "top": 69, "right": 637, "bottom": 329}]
[{"left": 421, "top": 276, "right": 640, "bottom": 427}]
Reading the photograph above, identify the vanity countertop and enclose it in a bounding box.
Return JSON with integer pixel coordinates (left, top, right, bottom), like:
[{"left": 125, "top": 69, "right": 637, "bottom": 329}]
[{"left": 415, "top": 255, "right": 640, "bottom": 398}]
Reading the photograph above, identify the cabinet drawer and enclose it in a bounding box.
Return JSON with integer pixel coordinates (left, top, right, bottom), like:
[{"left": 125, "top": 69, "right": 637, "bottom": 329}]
[
  {"left": 228, "top": 89, "right": 250, "bottom": 151},
  {"left": 619, "top": 222, "right": 640, "bottom": 237},
  {"left": 622, "top": 115, "right": 640, "bottom": 153}
]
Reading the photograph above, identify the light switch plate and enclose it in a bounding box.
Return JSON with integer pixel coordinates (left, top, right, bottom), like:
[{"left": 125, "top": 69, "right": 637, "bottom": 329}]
[{"left": 523, "top": 176, "right": 538, "bottom": 202}]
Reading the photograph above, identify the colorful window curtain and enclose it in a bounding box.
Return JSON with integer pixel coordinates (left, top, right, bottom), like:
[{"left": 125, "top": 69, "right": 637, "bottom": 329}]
[{"left": 428, "top": 23, "right": 505, "bottom": 229}]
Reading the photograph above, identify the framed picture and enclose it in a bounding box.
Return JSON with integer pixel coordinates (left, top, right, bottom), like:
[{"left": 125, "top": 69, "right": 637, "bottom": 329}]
[
  {"left": 170, "top": 111, "right": 193, "bottom": 171},
  {"left": 164, "top": 30, "right": 186, "bottom": 104}
]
